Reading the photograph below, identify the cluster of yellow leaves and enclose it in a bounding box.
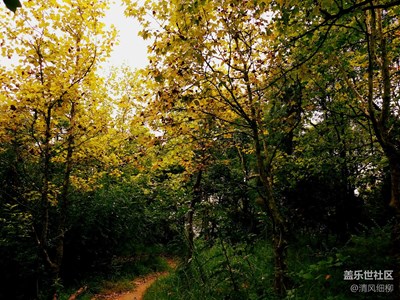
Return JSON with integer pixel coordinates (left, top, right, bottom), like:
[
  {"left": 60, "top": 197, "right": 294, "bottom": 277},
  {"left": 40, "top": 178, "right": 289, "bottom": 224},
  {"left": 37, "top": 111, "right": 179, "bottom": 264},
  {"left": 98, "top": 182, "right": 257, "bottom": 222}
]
[
  {"left": 0, "top": 0, "right": 122, "bottom": 195},
  {"left": 122, "top": 0, "right": 288, "bottom": 177}
]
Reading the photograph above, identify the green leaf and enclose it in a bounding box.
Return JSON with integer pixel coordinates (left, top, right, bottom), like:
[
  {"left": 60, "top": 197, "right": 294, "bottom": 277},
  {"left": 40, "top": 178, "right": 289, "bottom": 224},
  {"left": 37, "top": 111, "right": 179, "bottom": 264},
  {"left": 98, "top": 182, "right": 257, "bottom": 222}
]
[
  {"left": 154, "top": 74, "right": 164, "bottom": 83},
  {"left": 3, "top": 0, "right": 21, "bottom": 12},
  {"left": 301, "top": 273, "right": 314, "bottom": 280}
]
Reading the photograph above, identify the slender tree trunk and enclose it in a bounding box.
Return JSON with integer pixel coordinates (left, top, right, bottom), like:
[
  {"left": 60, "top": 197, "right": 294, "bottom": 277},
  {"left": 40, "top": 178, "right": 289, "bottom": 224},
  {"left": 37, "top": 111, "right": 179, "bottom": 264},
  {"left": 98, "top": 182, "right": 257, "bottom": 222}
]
[
  {"left": 53, "top": 101, "right": 76, "bottom": 283},
  {"left": 240, "top": 56, "right": 290, "bottom": 294},
  {"left": 40, "top": 106, "right": 52, "bottom": 250},
  {"left": 185, "top": 170, "right": 202, "bottom": 262},
  {"left": 252, "top": 123, "right": 289, "bottom": 296},
  {"left": 237, "top": 146, "right": 254, "bottom": 232},
  {"left": 366, "top": 7, "right": 400, "bottom": 296}
]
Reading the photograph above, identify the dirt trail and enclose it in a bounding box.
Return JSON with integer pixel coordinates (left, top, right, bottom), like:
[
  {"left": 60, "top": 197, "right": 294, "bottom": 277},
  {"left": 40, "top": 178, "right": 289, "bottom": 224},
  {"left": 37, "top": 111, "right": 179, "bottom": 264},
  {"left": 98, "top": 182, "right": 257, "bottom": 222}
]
[
  {"left": 92, "top": 258, "right": 177, "bottom": 300},
  {"left": 112, "top": 270, "right": 168, "bottom": 300}
]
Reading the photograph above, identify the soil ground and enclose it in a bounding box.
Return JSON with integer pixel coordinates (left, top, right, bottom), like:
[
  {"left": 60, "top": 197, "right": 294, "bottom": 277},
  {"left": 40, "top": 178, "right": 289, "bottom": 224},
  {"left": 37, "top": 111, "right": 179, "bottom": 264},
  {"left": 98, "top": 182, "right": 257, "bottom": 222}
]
[{"left": 92, "top": 258, "right": 176, "bottom": 300}]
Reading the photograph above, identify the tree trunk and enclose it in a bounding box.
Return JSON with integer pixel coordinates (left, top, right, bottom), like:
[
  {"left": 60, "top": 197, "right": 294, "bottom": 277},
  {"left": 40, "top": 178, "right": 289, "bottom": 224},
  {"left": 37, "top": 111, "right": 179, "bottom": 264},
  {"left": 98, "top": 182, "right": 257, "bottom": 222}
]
[
  {"left": 365, "top": 7, "right": 400, "bottom": 297},
  {"left": 52, "top": 101, "right": 76, "bottom": 283},
  {"left": 185, "top": 170, "right": 202, "bottom": 262},
  {"left": 252, "top": 123, "right": 289, "bottom": 296},
  {"left": 40, "top": 106, "right": 53, "bottom": 250},
  {"left": 237, "top": 146, "right": 255, "bottom": 232}
]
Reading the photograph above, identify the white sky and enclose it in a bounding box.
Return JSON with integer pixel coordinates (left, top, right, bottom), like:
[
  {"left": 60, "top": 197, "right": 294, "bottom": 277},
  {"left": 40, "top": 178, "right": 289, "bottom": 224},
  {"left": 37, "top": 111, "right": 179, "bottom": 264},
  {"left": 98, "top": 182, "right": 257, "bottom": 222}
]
[
  {"left": 0, "top": 2, "right": 150, "bottom": 72},
  {"left": 101, "top": 1, "right": 150, "bottom": 71}
]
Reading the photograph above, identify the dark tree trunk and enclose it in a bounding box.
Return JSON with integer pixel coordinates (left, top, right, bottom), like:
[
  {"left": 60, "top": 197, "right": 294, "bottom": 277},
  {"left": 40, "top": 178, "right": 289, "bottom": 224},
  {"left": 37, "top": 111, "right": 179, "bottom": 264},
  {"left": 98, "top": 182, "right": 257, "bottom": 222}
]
[
  {"left": 252, "top": 123, "right": 289, "bottom": 296},
  {"left": 185, "top": 170, "right": 202, "bottom": 262},
  {"left": 365, "top": 7, "right": 400, "bottom": 296},
  {"left": 53, "top": 101, "right": 76, "bottom": 283}
]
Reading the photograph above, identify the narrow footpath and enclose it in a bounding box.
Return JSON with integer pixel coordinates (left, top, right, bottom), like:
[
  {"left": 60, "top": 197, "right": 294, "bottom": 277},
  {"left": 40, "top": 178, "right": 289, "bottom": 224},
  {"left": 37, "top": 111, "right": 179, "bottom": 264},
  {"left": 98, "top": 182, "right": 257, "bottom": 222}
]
[{"left": 92, "top": 258, "right": 177, "bottom": 300}]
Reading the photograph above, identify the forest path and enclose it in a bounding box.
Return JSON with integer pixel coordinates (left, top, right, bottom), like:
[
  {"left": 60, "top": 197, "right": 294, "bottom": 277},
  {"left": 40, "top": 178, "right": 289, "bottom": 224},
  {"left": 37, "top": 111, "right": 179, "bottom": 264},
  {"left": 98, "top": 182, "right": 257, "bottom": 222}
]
[{"left": 92, "top": 258, "right": 177, "bottom": 300}]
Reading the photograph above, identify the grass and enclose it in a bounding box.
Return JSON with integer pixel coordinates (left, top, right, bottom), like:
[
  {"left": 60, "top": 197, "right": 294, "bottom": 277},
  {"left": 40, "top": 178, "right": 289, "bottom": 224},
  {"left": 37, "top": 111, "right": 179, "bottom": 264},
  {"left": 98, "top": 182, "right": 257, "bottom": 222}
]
[
  {"left": 58, "top": 253, "right": 171, "bottom": 300},
  {"left": 144, "top": 225, "right": 396, "bottom": 300},
  {"left": 144, "top": 241, "right": 277, "bottom": 300},
  {"left": 286, "top": 224, "right": 395, "bottom": 300}
]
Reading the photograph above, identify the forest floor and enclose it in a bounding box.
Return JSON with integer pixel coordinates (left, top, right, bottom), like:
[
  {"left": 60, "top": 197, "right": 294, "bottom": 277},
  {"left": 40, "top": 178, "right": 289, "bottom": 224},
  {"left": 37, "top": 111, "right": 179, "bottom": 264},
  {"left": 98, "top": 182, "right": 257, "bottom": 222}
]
[{"left": 91, "top": 258, "right": 177, "bottom": 300}]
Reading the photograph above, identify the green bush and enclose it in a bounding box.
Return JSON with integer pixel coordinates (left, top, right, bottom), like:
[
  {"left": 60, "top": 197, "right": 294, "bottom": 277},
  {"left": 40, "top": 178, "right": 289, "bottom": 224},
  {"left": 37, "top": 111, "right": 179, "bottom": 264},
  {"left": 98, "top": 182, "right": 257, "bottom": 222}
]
[
  {"left": 287, "top": 223, "right": 395, "bottom": 300},
  {"left": 144, "top": 239, "right": 276, "bottom": 300},
  {"left": 144, "top": 224, "right": 396, "bottom": 300}
]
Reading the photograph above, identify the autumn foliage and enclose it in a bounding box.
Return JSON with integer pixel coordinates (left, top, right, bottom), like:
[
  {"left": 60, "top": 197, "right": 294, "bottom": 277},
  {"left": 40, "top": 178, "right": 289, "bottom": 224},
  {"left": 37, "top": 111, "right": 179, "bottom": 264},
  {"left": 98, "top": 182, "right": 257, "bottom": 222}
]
[{"left": 1, "top": 1, "right": 400, "bottom": 299}]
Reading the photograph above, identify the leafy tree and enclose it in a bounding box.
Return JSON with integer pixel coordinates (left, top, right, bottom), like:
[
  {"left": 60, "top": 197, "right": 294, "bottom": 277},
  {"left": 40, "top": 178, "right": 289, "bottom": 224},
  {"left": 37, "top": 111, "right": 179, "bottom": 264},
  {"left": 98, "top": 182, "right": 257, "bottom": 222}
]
[
  {"left": 124, "top": 0, "right": 310, "bottom": 295},
  {"left": 272, "top": 0, "right": 400, "bottom": 293},
  {"left": 0, "top": 0, "right": 116, "bottom": 296}
]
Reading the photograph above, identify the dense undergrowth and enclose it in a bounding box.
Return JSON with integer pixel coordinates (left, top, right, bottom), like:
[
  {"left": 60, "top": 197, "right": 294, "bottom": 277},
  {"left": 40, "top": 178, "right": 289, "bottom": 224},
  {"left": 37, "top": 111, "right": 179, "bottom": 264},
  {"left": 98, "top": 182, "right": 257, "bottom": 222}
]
[{"left": 144, "top": 224, "right": 395, "bottom": 300}]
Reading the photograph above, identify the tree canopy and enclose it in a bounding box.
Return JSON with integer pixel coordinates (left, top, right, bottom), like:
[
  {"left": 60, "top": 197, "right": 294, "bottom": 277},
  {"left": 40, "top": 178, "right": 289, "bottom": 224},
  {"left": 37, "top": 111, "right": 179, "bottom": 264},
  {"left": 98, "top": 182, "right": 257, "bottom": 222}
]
[{"left": 1, "top": 0, "right": 399, "bottom": 299}]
